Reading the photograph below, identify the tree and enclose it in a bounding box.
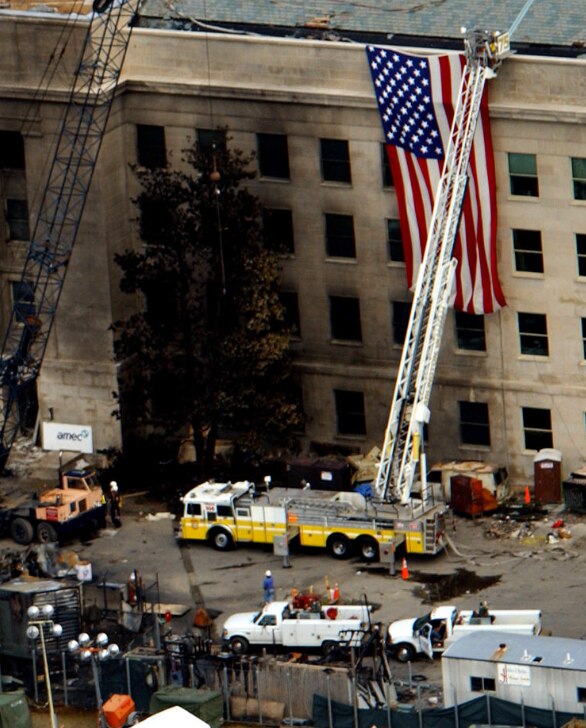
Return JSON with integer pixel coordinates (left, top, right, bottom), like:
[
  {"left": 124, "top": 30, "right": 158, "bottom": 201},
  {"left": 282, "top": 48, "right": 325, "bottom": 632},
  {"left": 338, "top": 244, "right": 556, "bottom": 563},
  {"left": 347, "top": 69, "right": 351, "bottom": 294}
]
[{"left": 112, "top": 136, "right": 303, "bottom": 477}]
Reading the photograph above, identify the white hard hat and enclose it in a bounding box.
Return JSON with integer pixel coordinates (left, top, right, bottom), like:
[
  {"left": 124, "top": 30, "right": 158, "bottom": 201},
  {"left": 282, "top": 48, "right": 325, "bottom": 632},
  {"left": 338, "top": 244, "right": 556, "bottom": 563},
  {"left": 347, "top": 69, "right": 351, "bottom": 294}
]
[
  {"left": 110, "top": 481, "right": 118, "bottom": 491},
  {"left": 265, "top": 570, "right": 272, "bottom": 577}
]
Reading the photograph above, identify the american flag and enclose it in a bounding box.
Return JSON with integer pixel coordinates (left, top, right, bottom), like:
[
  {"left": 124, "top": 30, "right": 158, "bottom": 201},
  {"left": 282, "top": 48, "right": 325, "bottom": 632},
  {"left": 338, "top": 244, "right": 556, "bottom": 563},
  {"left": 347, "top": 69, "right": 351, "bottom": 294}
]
[{"left": 366, "top": 45, "right": 506, "bottom": 315}]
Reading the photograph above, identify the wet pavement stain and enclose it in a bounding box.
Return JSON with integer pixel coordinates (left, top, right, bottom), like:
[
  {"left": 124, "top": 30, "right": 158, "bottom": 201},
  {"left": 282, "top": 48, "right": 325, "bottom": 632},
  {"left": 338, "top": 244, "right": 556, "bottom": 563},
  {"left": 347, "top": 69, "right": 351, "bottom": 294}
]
[{"left": 410, "top": 568, "right": 501, "bottom": 603}]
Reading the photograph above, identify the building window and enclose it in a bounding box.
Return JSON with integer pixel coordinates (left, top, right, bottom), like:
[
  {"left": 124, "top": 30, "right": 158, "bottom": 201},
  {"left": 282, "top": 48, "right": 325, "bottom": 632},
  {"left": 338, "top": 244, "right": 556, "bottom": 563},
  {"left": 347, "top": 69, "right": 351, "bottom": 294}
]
[
  {"left": 508, "top": 153, "right": 538, "bottom": 197},
  {"left": 455, "top": 312, "right": 486, "bottom": 351},
  {"left": 513, "top": 229, "right": 543, "bottom": 273},
  {"left": 279, "top": 291, "right": 301, "bottom": 337},
  {"left": 257, "top": 133, "right": 290, "bottom": 179},
  {"left": 572, "top": 158, "right": 586, "bottom": 201},
  {"left": 392, "top": 301, "right": 411, "bottom": 345},
  {"left": 263, "top": 208, "right": 294, "bottom": 254},
  {"left": 140, "top": 198, "right": 172, "bottom": 242},
  {"left": 320, "top": 139, "right": 351, "bottom": 183},
  {"left": 334, "top": 389, "right": 366, "bottom": 436},
  {"left": 197, "top": 128, "right": 226, "bottom": 154},
  {"left": 387, "top": 219, "right": 404, "bottom": 262},
  {"left": 5, "top": 199, "right": 30, "bottom": 241},
  {"left": 577, "top": 687, "right": 586, "bottom": 704},
  {"left": 459, "top": 401, "right": 491, "bottom": 446},
  {"left": 522, "top": 407, "right": 553, "bottom": 450},
  {"left": 325, "top": 214, "right": 356, "bottom": 258},
  {"left": 381, "top": 144, "right": 393, "bottom": 187},
  {"left": 581, "top": 318, "right": 586, "bottom": 359},
  {"left": 136, "top": 124, "right": 166, "bottom": 169},
  {"left": 11, "top": 280, "right": 36, "bottom": 323},
  {"left": 518, "top": 312, "right": 548, "bottom": 356},
  {"left": 0, "top": 131, "right": 25, "bottom": 169},
  {"left": 470, "top": 676, "right": 496, "bottom": 693},
  {"left": 329, "top": 296, "right": 362, "bottom": 342},
  {"left": 576, "top": 234, "right": 586, "bottom": 277}
]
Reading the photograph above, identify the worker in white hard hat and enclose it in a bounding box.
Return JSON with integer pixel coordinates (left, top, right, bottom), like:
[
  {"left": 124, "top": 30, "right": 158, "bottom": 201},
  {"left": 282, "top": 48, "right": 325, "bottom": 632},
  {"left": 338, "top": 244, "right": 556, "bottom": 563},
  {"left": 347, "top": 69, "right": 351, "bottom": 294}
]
[
  {"left": 263, "top": 569, "right": 275, "bottom": 604},
  {"left": 108, "top": 480, "right": 122, "bottom": 528}
]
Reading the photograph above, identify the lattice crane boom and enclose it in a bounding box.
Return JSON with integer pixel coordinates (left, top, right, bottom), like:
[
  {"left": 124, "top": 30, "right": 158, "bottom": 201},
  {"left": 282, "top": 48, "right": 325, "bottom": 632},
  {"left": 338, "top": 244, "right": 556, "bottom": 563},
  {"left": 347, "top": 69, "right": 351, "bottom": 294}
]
[{"left": 0, "top": 0, "right": 140, "bottom": 472}]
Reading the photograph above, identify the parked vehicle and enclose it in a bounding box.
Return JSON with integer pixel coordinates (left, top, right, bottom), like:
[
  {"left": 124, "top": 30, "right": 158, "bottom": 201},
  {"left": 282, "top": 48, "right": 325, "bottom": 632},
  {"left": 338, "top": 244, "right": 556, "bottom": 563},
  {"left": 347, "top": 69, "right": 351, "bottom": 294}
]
[
  {"left": 387, "top": 604, "right": 542, "bottom": 662},
  {"left": 0, "top": 454, "right": 107, "bottom": 545},
  {"left": 222, "top": 599, "right": 373, "bottom": 654}
]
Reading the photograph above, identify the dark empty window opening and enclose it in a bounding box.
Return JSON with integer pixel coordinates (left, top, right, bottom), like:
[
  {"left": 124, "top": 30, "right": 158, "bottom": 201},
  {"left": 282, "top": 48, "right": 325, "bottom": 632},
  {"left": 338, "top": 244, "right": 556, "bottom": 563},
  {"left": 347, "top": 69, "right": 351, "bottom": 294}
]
[
  {"left": 136, "top": 124, "right": 167, "bottom": 169},
  {"left": 334, "top": 389, "right": 366, "bottom": 436},
  {"left": 197, "top": 128, "right": 227, "bottom": 154},
  {"left": 387, "top": 219, "right": 404, "bottom": 262},
  {"left": 325, "top": 213, "right": 356, "bottom": 258},
  {"left": 381, "top": 144, "right": 393, "bottom": 187},
  {"left": 470, "top": 676, "right": 496, "bottom": 693},
  {"left": 6, "top": 198, "right": 30, "bottom": 241},
  {"left": 279, "top": 291, "right": 301, "bottom": 337},
  {"left": 257, "top": 133, "right": 290, "bottom": 179},
  {"left": 522, "top": 406, "right": 553, "bottom": 450},
  {"left": 459, "top": 401, "right": 491, "bottom": 447},
  {"left": 263, "top": 208, "right": 294, "bottom": 254},
  {"left": 576, "top": 234, "right": 586, "bottom": 277},
  {"left": 392, "top": 301, "right": 411, "bottom": 345},
  {"left": 329, "top": 296, "right": 362, "bottom": 342},
  {"left": 0, "top": 131, "right": 25, "bottom": 169}
]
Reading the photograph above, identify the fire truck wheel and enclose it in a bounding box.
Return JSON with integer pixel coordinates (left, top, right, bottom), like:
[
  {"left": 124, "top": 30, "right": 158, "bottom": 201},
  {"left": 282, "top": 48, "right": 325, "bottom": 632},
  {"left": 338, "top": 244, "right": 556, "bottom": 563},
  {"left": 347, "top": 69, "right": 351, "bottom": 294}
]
[
  {"left": 37, "top": 522, "right": 58, "bottom": 544},
  {"left": 209, "top": 528, "right": 233, "bottom": 551},
  {"left": 10, "top": 517, "right": 34, "bottom": 545},
  {"left": 327, "top": 534, "right": 351, "bottom": 559},
  {"left": 229, "top": 636, "right": 249, "bottom": 654},
  {"left": 357, "top": 537, "right": 379, "bottom": 562},
  {"left": 321, "top": 640, "right": 338, "bottom": 655}
]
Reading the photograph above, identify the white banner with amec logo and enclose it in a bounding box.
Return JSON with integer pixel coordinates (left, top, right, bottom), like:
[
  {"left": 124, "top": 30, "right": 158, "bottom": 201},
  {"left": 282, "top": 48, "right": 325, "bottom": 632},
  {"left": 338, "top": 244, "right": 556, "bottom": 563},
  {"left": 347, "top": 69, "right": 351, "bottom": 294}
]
[{"left": 42, "top": 422, "right": 93, "bottom": 454}]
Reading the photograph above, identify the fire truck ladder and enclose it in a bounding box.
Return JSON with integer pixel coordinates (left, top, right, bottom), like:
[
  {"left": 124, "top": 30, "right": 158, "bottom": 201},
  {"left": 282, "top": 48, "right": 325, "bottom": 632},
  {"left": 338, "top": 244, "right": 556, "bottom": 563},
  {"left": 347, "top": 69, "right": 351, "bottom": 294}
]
[
  {"left": 375, "top": 30, "right": 511, "bottom": 505},
  {"left": 0, "top": 0, "right": 140, "bottom": 472}
]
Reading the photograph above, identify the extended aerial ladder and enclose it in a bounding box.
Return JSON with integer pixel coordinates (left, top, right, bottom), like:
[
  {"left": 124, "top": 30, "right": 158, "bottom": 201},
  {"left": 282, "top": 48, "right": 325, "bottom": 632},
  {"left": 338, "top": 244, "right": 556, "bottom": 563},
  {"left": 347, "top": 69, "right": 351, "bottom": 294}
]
[
  {"left": 0, "top": 0, "right": 140, "bottom": 472},
  {"left": 374, "top": 28, "right": 516, "bottom": 505}
]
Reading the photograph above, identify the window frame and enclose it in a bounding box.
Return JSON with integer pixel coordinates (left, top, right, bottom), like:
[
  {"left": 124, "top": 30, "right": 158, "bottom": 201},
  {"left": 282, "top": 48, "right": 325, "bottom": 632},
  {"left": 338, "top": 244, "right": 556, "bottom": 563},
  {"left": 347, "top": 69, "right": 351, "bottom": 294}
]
[
  {"left": 576, "top": 234, "right": 586, "bottom": 277},
  {"left": 470, "top": 676, "right": 496, "bottom": 693},
  {"left": 455, "top": 312, "right": 486, "bottom": 352},
  {"left": 329, "top": 295, "right": 362, "bottom": 343},
  {"left": 517, "top": 312, "right": 549, "bottom": 357},
  {"left": 320, "top": 138, "right": 352, "bottom": 184},
  {"left": 581, "top": 318, "right": 586, "bottom": 360},
  {"left": 381, "top": 143, "right": 393, "bottom": 187},
  {"left": 459, "top": 401, "right": 491, "bottom": 447},
  {"left": 508, "top": 152, "right": 538, "bottom": 197},
  {"left": 387, "top": 218, "right": 404, "bottom": 262},
  {"left": 572, "top": 157, "right": 586, "bottom": 201},
  {"left": 522, "top": 406, "right": 553, "bottom": 450},
  {"left": 512, "top": 229, "right": 544, "bottom": 274},
  {"left": 5, "top": 198, "right": 30, "bottom": 241},
  {"left": 257, "top": 133, "right": 290, "bottom": 180},
  {"left": 334, "top": 389, "right": 366, "bottom": 436},
  {"left": 325, "top": 213, "right": 356, "bottom": 259}
]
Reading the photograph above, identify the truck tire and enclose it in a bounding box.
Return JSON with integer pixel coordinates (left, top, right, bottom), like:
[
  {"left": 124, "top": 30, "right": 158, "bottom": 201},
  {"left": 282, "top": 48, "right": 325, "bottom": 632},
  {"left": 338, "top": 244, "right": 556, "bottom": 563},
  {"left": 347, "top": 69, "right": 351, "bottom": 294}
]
[
  {"left": 394, "top": 642, "right": 417, "bottom": 663},
  {"left": 327, "top": 534, "right": 351, "bottom": 559},
  {"left": 10, "top": 517, "right": 34, "bottom": 545},
  {"left": 229, "top": 636, "right": 249, "bottom": 654},
  {"left": 321, "top": 640, "right": 339, "bottom": 655},
  {"left": 357, "top": 537, "right": 379, "bottom": 562},
  {"left": 209, "top": 528, "right": 233, "bottom": 551},
  {"left": 37, "top": 522, "right": 58, "bottom": 544}
]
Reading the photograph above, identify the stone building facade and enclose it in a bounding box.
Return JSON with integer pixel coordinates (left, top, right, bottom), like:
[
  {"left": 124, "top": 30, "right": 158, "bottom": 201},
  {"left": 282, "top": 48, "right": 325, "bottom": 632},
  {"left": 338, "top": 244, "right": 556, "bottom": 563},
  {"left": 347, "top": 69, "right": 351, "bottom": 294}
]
[{"left": 0, "top": 9, "right": 586, "bottom": 482}]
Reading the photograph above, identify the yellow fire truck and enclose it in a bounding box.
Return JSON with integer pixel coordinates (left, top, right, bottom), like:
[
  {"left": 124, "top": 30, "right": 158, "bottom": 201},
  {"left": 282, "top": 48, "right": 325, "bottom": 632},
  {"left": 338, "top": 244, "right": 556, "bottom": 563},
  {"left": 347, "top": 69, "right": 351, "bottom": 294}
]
[{"left": 179, "top": 480, "right": 445, "bottom": 559}]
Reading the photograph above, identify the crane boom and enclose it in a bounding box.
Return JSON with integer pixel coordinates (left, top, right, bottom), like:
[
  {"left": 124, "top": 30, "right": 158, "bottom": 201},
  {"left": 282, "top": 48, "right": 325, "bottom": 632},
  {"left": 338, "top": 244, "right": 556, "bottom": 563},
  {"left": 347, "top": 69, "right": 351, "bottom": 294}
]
[
  {"left": 0, "top": 0, "right": 140, "bottom": 472},
  {"left": 375, "top": 30, "right": 510, "bottom": 504}
]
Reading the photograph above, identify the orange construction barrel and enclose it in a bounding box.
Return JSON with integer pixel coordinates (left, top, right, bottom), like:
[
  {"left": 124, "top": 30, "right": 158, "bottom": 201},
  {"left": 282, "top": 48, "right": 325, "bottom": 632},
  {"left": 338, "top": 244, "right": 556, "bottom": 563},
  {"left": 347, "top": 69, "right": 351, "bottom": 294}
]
[{"left": 102, "top": 694, "right": 136, "bottom": 728}]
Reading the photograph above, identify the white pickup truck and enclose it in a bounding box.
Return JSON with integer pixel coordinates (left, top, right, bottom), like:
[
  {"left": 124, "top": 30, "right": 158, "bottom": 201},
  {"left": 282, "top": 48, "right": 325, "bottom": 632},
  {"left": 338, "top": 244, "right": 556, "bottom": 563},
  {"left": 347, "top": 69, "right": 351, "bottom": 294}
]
[
  {"left": 222, "top": 600, "right": 372, "bottom": 654},
  {"left": 387, "top": 604, "right": 542, "bottom": 662}
]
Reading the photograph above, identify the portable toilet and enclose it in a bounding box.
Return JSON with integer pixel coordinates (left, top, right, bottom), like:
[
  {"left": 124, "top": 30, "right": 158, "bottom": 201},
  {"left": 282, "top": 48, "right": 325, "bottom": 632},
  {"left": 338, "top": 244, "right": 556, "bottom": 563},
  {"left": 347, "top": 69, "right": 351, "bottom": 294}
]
[{"left": 533, "top": 448, "right": 562, "bottom": 504}]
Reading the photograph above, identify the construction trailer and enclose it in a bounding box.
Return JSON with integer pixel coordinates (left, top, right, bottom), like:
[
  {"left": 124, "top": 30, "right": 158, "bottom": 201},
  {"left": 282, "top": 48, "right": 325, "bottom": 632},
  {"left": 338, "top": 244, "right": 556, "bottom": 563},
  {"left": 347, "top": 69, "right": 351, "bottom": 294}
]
[{"left": 442, "top": 631, "right": 586, "bottom": 714}]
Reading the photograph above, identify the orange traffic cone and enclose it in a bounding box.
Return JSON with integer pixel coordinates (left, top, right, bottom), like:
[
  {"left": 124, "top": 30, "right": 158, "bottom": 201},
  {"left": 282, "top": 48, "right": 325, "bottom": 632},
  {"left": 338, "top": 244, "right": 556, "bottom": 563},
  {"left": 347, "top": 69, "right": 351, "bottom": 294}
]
[
  {"left": 524, "top": 486, "right": 531, "bottom": 505},
  {"left": 401, "top": 557, "right": 409, "bottom": 580}
]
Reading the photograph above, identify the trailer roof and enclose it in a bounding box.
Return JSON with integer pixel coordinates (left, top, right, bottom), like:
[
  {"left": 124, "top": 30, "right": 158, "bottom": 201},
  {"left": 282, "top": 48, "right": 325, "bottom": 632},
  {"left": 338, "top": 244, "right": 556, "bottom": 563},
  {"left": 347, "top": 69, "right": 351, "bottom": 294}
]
[{"left": 443, "top": 631, "right": 586, "bottom": 671}]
